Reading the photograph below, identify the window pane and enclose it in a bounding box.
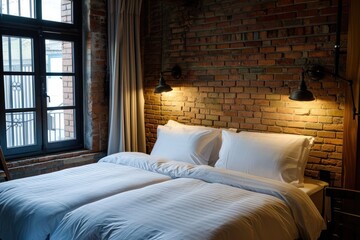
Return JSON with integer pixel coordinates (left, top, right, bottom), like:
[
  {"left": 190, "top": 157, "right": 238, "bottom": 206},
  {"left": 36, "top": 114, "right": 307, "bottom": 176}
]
[
  {"left": 42, "top": 0, "right": 73, "bottom": 24},
  {"left": 2, "top": 36, "right": 33, "bottom": 72},
  {"left": 47, "top": 109, "right": 75, "bottom": 142},
  {"left": 46, "top": 76, "right": 74, "bottom": 107},
  {"left": 1, "top": 0, "right": 35, "bottom": 18},
  {"left": 4, "top": 75, "right": 35, "bottom": 109},
  {"left": 45, "top": 40, "right": 73, "bottom": 73},
  {"left": 6, "top": 112, "right": 36, "bottom": 148}
]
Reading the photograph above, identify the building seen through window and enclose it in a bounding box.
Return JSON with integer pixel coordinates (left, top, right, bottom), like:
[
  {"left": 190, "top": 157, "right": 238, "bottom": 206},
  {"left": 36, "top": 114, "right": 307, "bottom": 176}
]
[{"left": 0, "top": 0, "right": 83, "bottom": 158}]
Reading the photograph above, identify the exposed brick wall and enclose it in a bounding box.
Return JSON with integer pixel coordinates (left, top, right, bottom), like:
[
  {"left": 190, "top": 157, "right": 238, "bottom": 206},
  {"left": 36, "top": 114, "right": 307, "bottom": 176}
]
[
  {"left": 84, "top": 0, "right": 109, "bottom": 152},
  {"left": 143, "top": 0, "right": 349, "bottom": 186}
]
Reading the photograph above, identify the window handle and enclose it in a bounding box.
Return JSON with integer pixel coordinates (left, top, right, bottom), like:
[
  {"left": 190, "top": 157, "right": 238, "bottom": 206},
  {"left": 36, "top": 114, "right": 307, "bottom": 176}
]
[
  {"left": 41, "top": 80, "right": 50, "bottom": 103},
  {"left": 44, "top": 93, "right": 51, "bottom": 103}
]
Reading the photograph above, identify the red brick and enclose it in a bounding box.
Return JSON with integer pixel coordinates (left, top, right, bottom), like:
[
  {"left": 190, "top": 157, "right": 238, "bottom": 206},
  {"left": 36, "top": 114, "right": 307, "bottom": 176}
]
[{"left": 143, "top": 0, "right": 348, "bottom": 187}]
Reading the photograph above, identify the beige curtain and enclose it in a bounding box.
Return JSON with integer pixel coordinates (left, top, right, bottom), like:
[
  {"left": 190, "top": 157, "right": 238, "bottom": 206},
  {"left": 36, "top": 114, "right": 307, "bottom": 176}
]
[{"left": 107, "top": 0, "right": 146, "bottom": 154}]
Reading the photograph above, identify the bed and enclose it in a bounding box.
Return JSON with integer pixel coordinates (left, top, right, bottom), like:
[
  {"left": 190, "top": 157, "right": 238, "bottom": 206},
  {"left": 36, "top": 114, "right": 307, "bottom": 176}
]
[
  {"left": 0, "top": 120, "right": 327, "bottom": 240},
  {"left": 51, "top": 157, "right": 324, "bottom": 240},
  {"left": 0, "top": 153, "right": 171, "bottom": 240}
]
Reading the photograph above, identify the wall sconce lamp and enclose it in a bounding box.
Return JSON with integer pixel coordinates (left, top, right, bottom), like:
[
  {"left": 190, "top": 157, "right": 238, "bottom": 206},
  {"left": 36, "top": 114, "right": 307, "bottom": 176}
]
[
  {"left": 154, "top": 65, "right": 182, "bottom": 94},
  {"left": 289, "top": 70, "right": 315, "bottom": 102},
  {"left": 289, "top": 64, "right": 359, "bottom": 119}
]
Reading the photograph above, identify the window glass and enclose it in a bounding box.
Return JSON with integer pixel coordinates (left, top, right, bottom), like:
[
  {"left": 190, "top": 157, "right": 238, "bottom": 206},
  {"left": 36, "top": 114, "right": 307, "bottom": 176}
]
[
  {"left": 45, "top": 40, "right": 73, "bottom": 73},
  {"left": 1, "top": 0, "right": 35, "bottom": 18},
  {"left": 42, "top": 0, "right": 73, "bottom": 23},
  {"left": 2, "top": 36, "right": 33, "bottom": 72},
  {"left": 47, "top": 109, "right": 75, "bottom": 142},
  {"left": 6, "top": 112, "right": 36, "bottom": 148},
  {"left": 4, "top": 75, "right": 35, "bottom": 109},
  {"left": 0, "top": 0, "right": 82, "bottom": 157},
  {"left": 46, "top": 76, "right": 74, "bottom": 107}
]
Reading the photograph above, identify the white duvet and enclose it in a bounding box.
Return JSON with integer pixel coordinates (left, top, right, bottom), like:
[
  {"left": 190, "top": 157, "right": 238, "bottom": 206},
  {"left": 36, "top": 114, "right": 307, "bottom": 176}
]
[
  {"left": 0, "top": 153, "right": 171, "bottom": 240},
  {"left": 52, "top": 154, "right": 326, "bottom": 240}
]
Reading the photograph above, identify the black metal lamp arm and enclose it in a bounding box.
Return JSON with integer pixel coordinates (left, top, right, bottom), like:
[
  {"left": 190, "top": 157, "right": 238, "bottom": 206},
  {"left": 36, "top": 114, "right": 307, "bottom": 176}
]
[
  {"left": 161, "top": 65, "right": 182, "bottom": 79},
  {"left": 336, "top": 76, "right": 358, "bottom": 119},
  {"left": 307, "top": 65, "right": 359, "bottom": 119}
]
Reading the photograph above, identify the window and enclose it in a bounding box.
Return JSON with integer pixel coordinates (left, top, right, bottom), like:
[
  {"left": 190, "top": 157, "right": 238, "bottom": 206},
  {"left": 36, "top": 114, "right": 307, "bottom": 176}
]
[{"left": 0, "top": 0, "right": 83, "bottom": 159}]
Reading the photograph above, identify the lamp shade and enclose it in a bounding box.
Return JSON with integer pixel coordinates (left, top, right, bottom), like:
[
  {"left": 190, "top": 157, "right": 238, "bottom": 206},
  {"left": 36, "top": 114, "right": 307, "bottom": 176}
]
[
  {"left": 289, "top": 76, "right": 315, "bottom": 101},
  {"left": 154, "top": 75, "right": 172, "bottom": 93},
  {"left": 154, "top": 65, "right": 181, "bottom": 94}
]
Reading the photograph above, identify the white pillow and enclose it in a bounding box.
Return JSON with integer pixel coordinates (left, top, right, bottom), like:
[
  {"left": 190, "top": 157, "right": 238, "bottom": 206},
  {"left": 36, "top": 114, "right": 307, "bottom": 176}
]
[
  {"left": 165, "top": 120, "right": 236, "bottom": 166},
  {"left": 215, "top": 130, "right": 314, "bottom": 186},
  {"left": 150, "top": 125, "right": 218, "bottom": 165}
]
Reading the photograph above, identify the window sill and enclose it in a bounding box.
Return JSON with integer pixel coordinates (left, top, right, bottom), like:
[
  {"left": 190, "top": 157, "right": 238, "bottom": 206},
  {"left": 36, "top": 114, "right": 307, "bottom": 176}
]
[{"left": 6, "top": 150, "right": 106, "bottom": 179}]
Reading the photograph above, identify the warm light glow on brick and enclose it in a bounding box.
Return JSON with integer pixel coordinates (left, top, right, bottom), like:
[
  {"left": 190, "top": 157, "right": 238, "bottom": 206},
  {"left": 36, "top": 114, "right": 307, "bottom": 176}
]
[{"left": 143, "top": 0, "right": 348, "bottom": 186}]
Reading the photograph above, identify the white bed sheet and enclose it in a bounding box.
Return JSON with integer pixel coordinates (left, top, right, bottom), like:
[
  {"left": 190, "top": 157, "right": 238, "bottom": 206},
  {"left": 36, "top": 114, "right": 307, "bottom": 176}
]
[
  {"left": 0, "top": 152, "right": 171, "bottom": 240},
  {"left": 52, "top": 157, "right": 325, "bottom": 240}
]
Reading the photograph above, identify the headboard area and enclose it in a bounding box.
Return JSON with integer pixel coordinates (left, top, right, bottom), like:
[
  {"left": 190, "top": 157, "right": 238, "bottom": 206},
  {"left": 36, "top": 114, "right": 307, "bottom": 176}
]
[{"left": 141, "top": 0, "right": 349, "bottom": 187}]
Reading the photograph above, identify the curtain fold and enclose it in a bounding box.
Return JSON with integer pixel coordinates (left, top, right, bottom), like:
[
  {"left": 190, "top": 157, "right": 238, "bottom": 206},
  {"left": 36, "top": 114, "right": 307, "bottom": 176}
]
[{"left": 107, "top": 0, "right": 146, "bottom": 154}]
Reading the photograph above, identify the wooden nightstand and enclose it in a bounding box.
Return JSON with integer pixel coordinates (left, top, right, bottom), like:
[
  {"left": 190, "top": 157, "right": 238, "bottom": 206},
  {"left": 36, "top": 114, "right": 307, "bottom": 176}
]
[{"left": 302, "top": 177, "right": 329, "bottom": 216}]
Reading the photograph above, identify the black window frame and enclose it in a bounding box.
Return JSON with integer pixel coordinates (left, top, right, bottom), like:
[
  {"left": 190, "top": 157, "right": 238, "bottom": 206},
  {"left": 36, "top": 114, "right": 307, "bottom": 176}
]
[{"left": 0, "top": 0, "right": 83, "bottom": 159}]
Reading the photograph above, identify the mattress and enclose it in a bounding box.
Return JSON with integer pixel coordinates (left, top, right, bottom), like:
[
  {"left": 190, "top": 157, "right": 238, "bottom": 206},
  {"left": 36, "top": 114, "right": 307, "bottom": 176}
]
[
  {"left": 0, "top": 152, "right": 327, "bottom": 240},
  {"left": 52, "top": 157, "right": 326, "bottom": 240},
  {"left": 0, "top": 152, "right": 171, "bottom": 240}
]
